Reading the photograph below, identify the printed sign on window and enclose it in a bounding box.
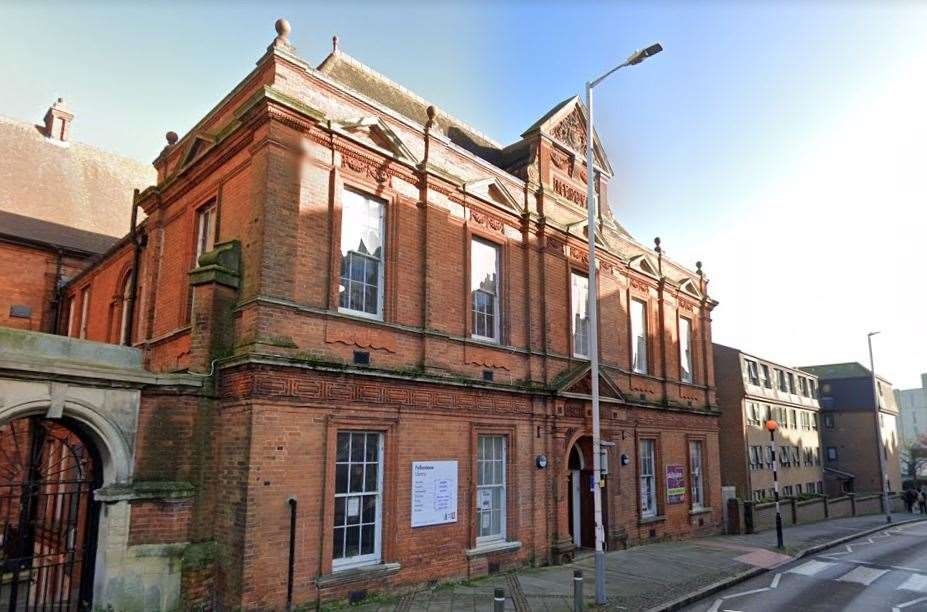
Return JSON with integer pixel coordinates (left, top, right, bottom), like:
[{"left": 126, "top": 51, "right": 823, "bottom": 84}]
[
  {"left": 666, "top": 464, "right": 686, "bottom": 504},
  {"left": 411, "top": 461, "right": 459, "bottom": 527}
]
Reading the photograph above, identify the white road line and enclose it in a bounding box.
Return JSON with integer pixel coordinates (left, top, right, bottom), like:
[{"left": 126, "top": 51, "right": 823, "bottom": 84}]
[
  {"left": 898, "top": 574, "right": 927, "bottom": 593},
  {"left": 788, "top": 560, "right": 836, "bottom": 576},
  {"left": 835, "top": 566, "right": 889, "bottom": 586},
  {"left": 893, "top": 565, "right": 924, "bottom": 572},
  {"left": 721, "top": 587, "right": 769, "bottom": 599},
  {"left": 893, "top": 595, "right": 927, "bottom": 611},
  {"left": 770, "top": 573, "right": 781, "bottom": 589},
  {"left": 706, "top": 598, "right": 722, "bottom": 612}
]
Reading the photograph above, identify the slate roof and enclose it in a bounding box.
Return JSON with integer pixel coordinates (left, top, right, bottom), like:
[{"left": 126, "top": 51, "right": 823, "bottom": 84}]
[
  {"left": 0, "top": 210, "right": 118, "bottom": 255},
  {"left": 800, "top": 362, "right": 891, "bottom": 385},
  {"left": 0, "top": 113, "right": 154, "bottom": 242},
  {"left": 317, "top": 51, "right": 504, "bottom": 166}
]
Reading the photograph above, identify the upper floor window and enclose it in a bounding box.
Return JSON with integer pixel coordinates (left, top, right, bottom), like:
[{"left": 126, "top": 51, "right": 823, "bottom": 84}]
[
  {"left": 824, "top": 414, "right": 835, "bottom": 429},
  {"left": 78, "top": 287, "right": 90, "bottom": 339},
  {"left": 571, "top": 272, "right": 590, "bottom": 358},
  {"left": 776, "top": 369, "right": 787, "bottom": 392},
  {"left": 799, "top": 377, "right": 809, "bottom": 397},
  {"left": 195, "top": 201, "right": 218, "bottom": 260},
  {"left": 471, "top": 239, "right": 500, "bottom": 342},
  {"left": 787, "top": 372, "right": 796, "bottom": 394},
  {"left": 339, "top": 190, "right": 385, "bottom": 319},
  {"left": 65, "top": 298, "right": 75, "bottom": 337},
  {"left": 744, "top": 359, "right": 759, "bottom": 385},
  {"left": 631, "top": 299, "right": 649, "bottom": 374},
  {"left": 809, "top": 379, "right": 817, "bottom": 398},
  {"left": 760, "top": 364, "right": 772, "bottom": 388},
  {"left": 679, "top": 316, "right": 693, "bottom": 383}
]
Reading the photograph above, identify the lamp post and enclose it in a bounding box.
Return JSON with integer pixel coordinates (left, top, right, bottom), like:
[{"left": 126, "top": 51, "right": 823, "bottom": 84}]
[
  {"left": 584, "top": 42, "right": 662, "bottom": 606},
  {"left": 766, "top": 419, "right": 784, "bottom": 549},
  {"left": 868, "top": 331, "right": 892, "bottom": 523}
]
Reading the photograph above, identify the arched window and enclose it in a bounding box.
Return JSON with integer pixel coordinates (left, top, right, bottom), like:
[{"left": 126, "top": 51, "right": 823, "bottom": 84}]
[{"left": 118, "top": 271, "right": 133, "bottom": 345}]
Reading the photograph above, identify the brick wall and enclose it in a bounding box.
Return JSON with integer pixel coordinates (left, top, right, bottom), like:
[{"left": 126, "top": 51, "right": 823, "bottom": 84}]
[
  {"left": 0, "top": 241, "right": 86, "bottom": 333},
  {"left": 128, "top": 499, "right": 193, "bottom": 545}
]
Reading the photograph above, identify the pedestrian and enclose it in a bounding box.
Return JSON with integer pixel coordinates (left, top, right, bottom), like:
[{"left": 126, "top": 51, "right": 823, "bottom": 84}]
[
  {"left": 918, "top": 487, "right": 926, "bottom": 514},
  {"left": 905, "top": 487, "right": 916, "bottom": 513}
]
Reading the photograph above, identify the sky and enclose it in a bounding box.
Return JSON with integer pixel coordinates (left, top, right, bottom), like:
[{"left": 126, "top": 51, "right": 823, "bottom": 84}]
[{"left": 2, "top": 1, "right": 925, "bottom": 389}]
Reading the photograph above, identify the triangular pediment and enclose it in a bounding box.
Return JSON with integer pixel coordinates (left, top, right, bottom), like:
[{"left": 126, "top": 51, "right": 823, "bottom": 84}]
[
  {"left": 566, "top": 219, "right": 608, "bottom": 249},
  {"left": 334, "top": 116, "right": 419, "bottom": 164},
  {"left": 629, "top": 254, "right": 660, "bottom": 278},
  {"left": 522, "top": 96, "right": 613, "bottom": 177},
  {"left": 464, "top": 177, "right": 522, "bottom": 214},
  {"left": 555, "top": 365, "right": 625, "bottom": 402},
  {"left": 680, "top": 278, "right": 702, "bottom": 299},
  {"left": 180, "top": 135, "right": 214, "bottom": 168}
]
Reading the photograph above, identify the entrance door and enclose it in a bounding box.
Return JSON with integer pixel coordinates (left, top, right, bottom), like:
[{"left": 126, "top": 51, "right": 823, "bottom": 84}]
[
  {"left": 568, "top": 445, "right": 583, "bottom": 547},
  {"left": 0, "top": 417, "right": 100, "bottom": 610},
  {"left": 567, "top": 437, "right": 609, "bottom": 550}
]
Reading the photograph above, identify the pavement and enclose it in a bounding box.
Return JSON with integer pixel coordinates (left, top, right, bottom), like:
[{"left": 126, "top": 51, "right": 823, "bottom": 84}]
[
  {"left": 331, "top": 513, "right": 927, "bottom": 611},
  {"left": 680, "top": 518, "right": 927, "bottom": 612}
]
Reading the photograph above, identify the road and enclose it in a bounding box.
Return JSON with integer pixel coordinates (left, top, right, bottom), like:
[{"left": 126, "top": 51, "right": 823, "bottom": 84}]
[{"left": 681, "top": 520, "right": 927, "bottom": 612}]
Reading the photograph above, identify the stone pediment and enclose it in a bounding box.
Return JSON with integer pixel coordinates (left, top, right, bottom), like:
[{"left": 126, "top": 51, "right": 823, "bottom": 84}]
[
  {"left": 464, "top": 177, "right": 522, "bottom": 214},
  {"left": 523, "top": 96, "right": 613, "bottom": 177},
  {"left": 333, "top": 116, "right": 419, "bottom": 164},
  {"left": 555, "top": 364, "right": 625, "bottom": 403}
]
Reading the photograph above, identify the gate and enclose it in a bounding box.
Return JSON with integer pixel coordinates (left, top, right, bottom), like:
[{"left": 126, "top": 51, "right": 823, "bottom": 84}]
[{"left": 0, "top": 417, "right": 100, "bottom": 611}]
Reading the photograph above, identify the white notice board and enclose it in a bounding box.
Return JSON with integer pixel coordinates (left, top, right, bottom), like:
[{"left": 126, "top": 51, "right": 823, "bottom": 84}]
[{"left": 411, "top": 461, "right": 458, "bottom": 527}]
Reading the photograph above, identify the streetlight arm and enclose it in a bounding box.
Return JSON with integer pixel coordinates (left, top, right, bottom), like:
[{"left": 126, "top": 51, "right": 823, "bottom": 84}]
[{"left": 588, "top": 62, "right": 630, "bottom": 89}]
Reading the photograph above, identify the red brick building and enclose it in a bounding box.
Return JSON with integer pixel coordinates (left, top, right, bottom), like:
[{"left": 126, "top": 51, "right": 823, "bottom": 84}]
[{"left": 5, "top": 21, "right": 721, "bottom": 609}]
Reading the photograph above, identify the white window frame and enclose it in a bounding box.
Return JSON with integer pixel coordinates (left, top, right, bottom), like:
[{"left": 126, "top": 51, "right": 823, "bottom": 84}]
[
  {"left": 631, "top": 299, "right": 649, "bottom": 374},
  {"left": 332, "top": 431, "right": 384, "bottom": 571},
  {"left": 744, "top": 359, "right": 759, "bottom": 385},
  {"left": 78, "top": 287, "right": 90, "bottom": 339},
  {"left": 470, "top": 238, "right": 501, "bottom": 343},
  {"left": 476, "top": 435, "right": 507, "bottom": 544},
  {"left": 639, "top": 439, "right": 657, "bottom": 518},
  {"left": 689, "top": 440, "right": 704, "bottom": 510},
  {"left": 65, "top": 298, "right": 75, "bottom": 337},
  {"left": 760, "top": 364, "right": 772, "bottom": 388},
  {"left": 570, "top": 272, "right": 590, "bottom": 359},
  {"left": 338, "top": 190, "right": 386, "bottom": 320},
  {"left": 195, "top": 201, "right": 218, "bottom": 260},
  {"left": 679, "top": 316, "right": 693, "bottom": 383}
]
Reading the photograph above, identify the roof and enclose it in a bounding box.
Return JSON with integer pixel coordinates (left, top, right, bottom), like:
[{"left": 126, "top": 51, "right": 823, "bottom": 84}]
[
  {"left": 0, "top": 210, "right": 118, "bottom": 255},
  {"left": 800, "top": 362, "right": 891, "bottom": 384},
  {"left": 317, "top": 51, "right": 504, "bottom": 166},
  {"left": 0, "top": 113, "right": 154, "bottom": 240}
]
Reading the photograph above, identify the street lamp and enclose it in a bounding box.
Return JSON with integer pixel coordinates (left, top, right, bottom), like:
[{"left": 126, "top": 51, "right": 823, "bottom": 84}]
[
  {"left": 868, "top": 331, "right": 892, "bottom": 523},
  {"left": 766, "top": 419, "right": 784, "bottom": 549},
  {"left": 584, "top": 42, "right": 662, "bottom": 606}
]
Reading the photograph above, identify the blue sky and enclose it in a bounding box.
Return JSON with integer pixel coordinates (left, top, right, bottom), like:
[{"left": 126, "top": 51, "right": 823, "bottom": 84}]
[{"left": 2, "top": 1, "right": 925, "bottom": 388}]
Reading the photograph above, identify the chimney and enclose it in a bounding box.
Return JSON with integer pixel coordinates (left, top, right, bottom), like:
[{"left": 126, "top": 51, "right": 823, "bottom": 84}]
[{"left": 43, "top": 98, "right": 73, "bottom": 142}]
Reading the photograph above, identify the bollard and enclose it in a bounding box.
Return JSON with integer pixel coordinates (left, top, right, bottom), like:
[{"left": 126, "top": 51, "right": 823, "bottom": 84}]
[
  {"left": 574, "top": 569, "right": 584, "bottom": 611},
  {"left": 494, "top": 587, "right": 505, "bottom": 612}
]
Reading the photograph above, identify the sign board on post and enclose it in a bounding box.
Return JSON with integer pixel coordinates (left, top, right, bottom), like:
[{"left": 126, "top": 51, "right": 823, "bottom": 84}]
[
  {"left": 411, "top": 461, "right": 458, "bottom": 527},
  {"left": 666, "top": 464, "right": 686, "bottom": 504}
]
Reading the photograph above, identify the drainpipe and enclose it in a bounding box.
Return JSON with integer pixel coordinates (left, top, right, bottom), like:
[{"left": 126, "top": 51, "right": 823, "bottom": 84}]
[
  {"left": 51, "top": 247, "right": 64, "bottom": 333},
  {"left": 125, "top": 189, "right": 142, "bottom": 345},
  {"left": 655, "top": 238, "right": 667, "bottom": 404}
]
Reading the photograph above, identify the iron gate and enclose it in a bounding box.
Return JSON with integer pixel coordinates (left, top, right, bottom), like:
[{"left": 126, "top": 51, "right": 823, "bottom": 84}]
[{"left": 0, "top": 417, "right": 99, "bottom": 611}]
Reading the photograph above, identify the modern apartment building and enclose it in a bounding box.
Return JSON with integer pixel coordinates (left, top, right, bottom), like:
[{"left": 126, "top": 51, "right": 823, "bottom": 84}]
[
  {"left": 714, "top": 344, "right": 824, "bottom": 501},
  {"left": 894, "top": 374, "right": 927, "bottom": 478},
  {"left": 800, "top": 363, "right": 901, "bottom": 496}
]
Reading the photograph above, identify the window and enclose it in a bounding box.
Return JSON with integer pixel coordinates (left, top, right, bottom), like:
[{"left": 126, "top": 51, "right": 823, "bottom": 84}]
[
  {"left": 749, "top": 446, "right": 763, "bottom": 470},
  {"left": 752, "top": 490, "right": 765, "bottom": 502},
  {"left": 765, "top": 446, "right": 774, "bottom": 469},
  {"left": 806, "top": 482, "right": 816, "bottom": 494},
  {"left": 760, "top": 364, "right": 772, "bottom": 388},
  {"left": 783, "top": 485, "right": 794, "bottom": 497},
  {"left": 799, "top": 377, "right": 809, "bottom": 397},
  {"left": 822, "top": 383, "right": 831, "bottom": 394},
  {"left": 571, "top": 272, "right": 590, "bottom": 358},
  {"left": 78, "top": 287, "right": 90, "bottom": 339},
  {"left": 631, "top": 299, "right": 648, "bottom": 374},
  {"left": 815, "top": 448, "right": 822, "bottom": 465},
  {"left": 779, "top": 446, "right": 790, "bottom": 467},
  {"left": 118, "top": 271, "right": 133, "bottom": 345},
  {"left": 689, "top": 440, "right": 703, "bottom": 510},
  {"left": 877, "top": 381, "right": 883, "bottom": 396},
  {"left": 333, "top": 432, "right": 383, "bottom": 570},
  {"left": 639, "top": 439, "right": 657, "bottom": 517},
  {"left": 763, "top": 404, "right": 772, "bottom": 423},
  {"left": 339, "top": 190, "right": 385, "bottom": 318},
  {"left": 817, "top": 481, "right": 824, "bottom": 494},
  {"left": 679, "top": 317, "right": 693, "bottom": 383},
  {"left": 787, "top": 372, "right": 796, "bottom": 394},
  {"left": 195, "top": 201, "right": 218, "bottom": 260},
  {"left": 809, "top": 379, "right": 817, "bottom": 398},
  {"left": 796, "top": 484, "right": 803, "bottom": 494},
  {"left": 789, "top": 409, "right": 797, "bottom": 430},
  {"left": 812, "top": 414, "right": 819, "bottom": 431},
  {"left": 800, "top": 411, "right": 809, "bottom": 430},
  {"left": 746, "top": 402, "right": 761, "bottom": 426},
  {"left": 471, "top": 239, "right": 500, "bottom": 341},
  {"left": 745, "top": 359, "right": 759, "bottom": 385},
  {"left": 65, "top": 298, "right": 75, "bottom": 337},
  {"left": 477, "top": 435, "right": 507, "bottom": 542},
  {"left": 824, "top": 414, "right": 835, "bottom": 429},
  {"left": 826, "top": 447, "right": 838, "bottom": 461},
  {"left": 776, "top": 369, "right": 787, "bottom": 392}
]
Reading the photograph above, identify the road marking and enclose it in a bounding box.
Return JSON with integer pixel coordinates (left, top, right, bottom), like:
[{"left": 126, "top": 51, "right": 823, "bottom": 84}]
[
  {"left": 770, "top": 573, "right": 781, "bottom": 588},
  {"left": 835, "top": 566, "right": 889, "bottom": 586},
  {"left": 893, "top": 595, "right": 927, "bottom": 611},
  {"left": 788, "top": 560, "right": 836, "bottom": 576},
  {"left": 893, "top": 565, "right": 923, "bottom": 572},
  {"left": 898, "top": 574, "right": 927, "bottom": 593}
]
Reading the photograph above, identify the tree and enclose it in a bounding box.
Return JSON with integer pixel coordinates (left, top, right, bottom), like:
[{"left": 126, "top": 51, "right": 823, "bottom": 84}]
[{"left": 900, "top": 434, "right": 927, "bottom": 480}]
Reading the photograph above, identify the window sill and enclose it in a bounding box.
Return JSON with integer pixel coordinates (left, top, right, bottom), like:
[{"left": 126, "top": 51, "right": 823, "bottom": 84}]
[
  {"left": 638, "top": 515, "right": 665, "bottom": 526},
  {"left": 317, "top": 562, "right": 401, "bottom": 588},
  {"left": 689, "top": 507, "right": 713, "bottom": 516},
  {"left": 465, "top": 540, "right": 522, "bottom": 558}
]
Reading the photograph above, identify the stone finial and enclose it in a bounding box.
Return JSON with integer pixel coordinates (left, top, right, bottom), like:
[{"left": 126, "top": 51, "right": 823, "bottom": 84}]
[
  {"left": 333, "top": 35, "right": 339, "bottom": 52},
  {"left": 427, "top": 105, "right": 436, "bottom": 121},
  {"left": 275, "top": 18, "right": 291, "bottom": 41},
  {"left": 654, "top": 236, "right": 661, "bottom": 253},
  {"left": 696, "top": 260, "right": 703, "bottom": 276},
  {"left": 166, "top": 131, "right": 179, "bottom": 146}
]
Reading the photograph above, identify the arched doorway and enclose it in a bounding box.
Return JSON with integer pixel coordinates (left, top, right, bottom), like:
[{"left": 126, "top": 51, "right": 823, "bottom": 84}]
[
  {"left": 0, "top": 416, "right": 101, "bottom": 610},
  {"left": 567, "top": 436, "right": 608, "bottom": 550}
]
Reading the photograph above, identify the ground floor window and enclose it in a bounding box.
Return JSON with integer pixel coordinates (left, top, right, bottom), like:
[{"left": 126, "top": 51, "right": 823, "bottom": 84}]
[
  {"left": 477, "top": 435, "right": 506, "bottom": 543},
  {"left": 752, "top": 490, "right": 765, "bottom": 502},
  {"left": 783, "top": 485, "right": 794, "bottom": 497},
  {"left": 689, "top": 440, "right": 704, "bottom": 510},
  {"left": 333, "top": 431, "right": 383, "bottom": 570},
  {"left": 639, "top": 439, "right": 657, "bottom": 518},
  {"left": 817, "top": 481, "right": 824, "bottom": 494}
]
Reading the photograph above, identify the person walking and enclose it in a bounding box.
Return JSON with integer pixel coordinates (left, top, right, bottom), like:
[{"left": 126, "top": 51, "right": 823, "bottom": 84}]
[
  {"left": 918, "top": 487, "right": 926, "bottom": 515},
  {"left": 905, "top": 487, "right": 916, "bottom": 513}
]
